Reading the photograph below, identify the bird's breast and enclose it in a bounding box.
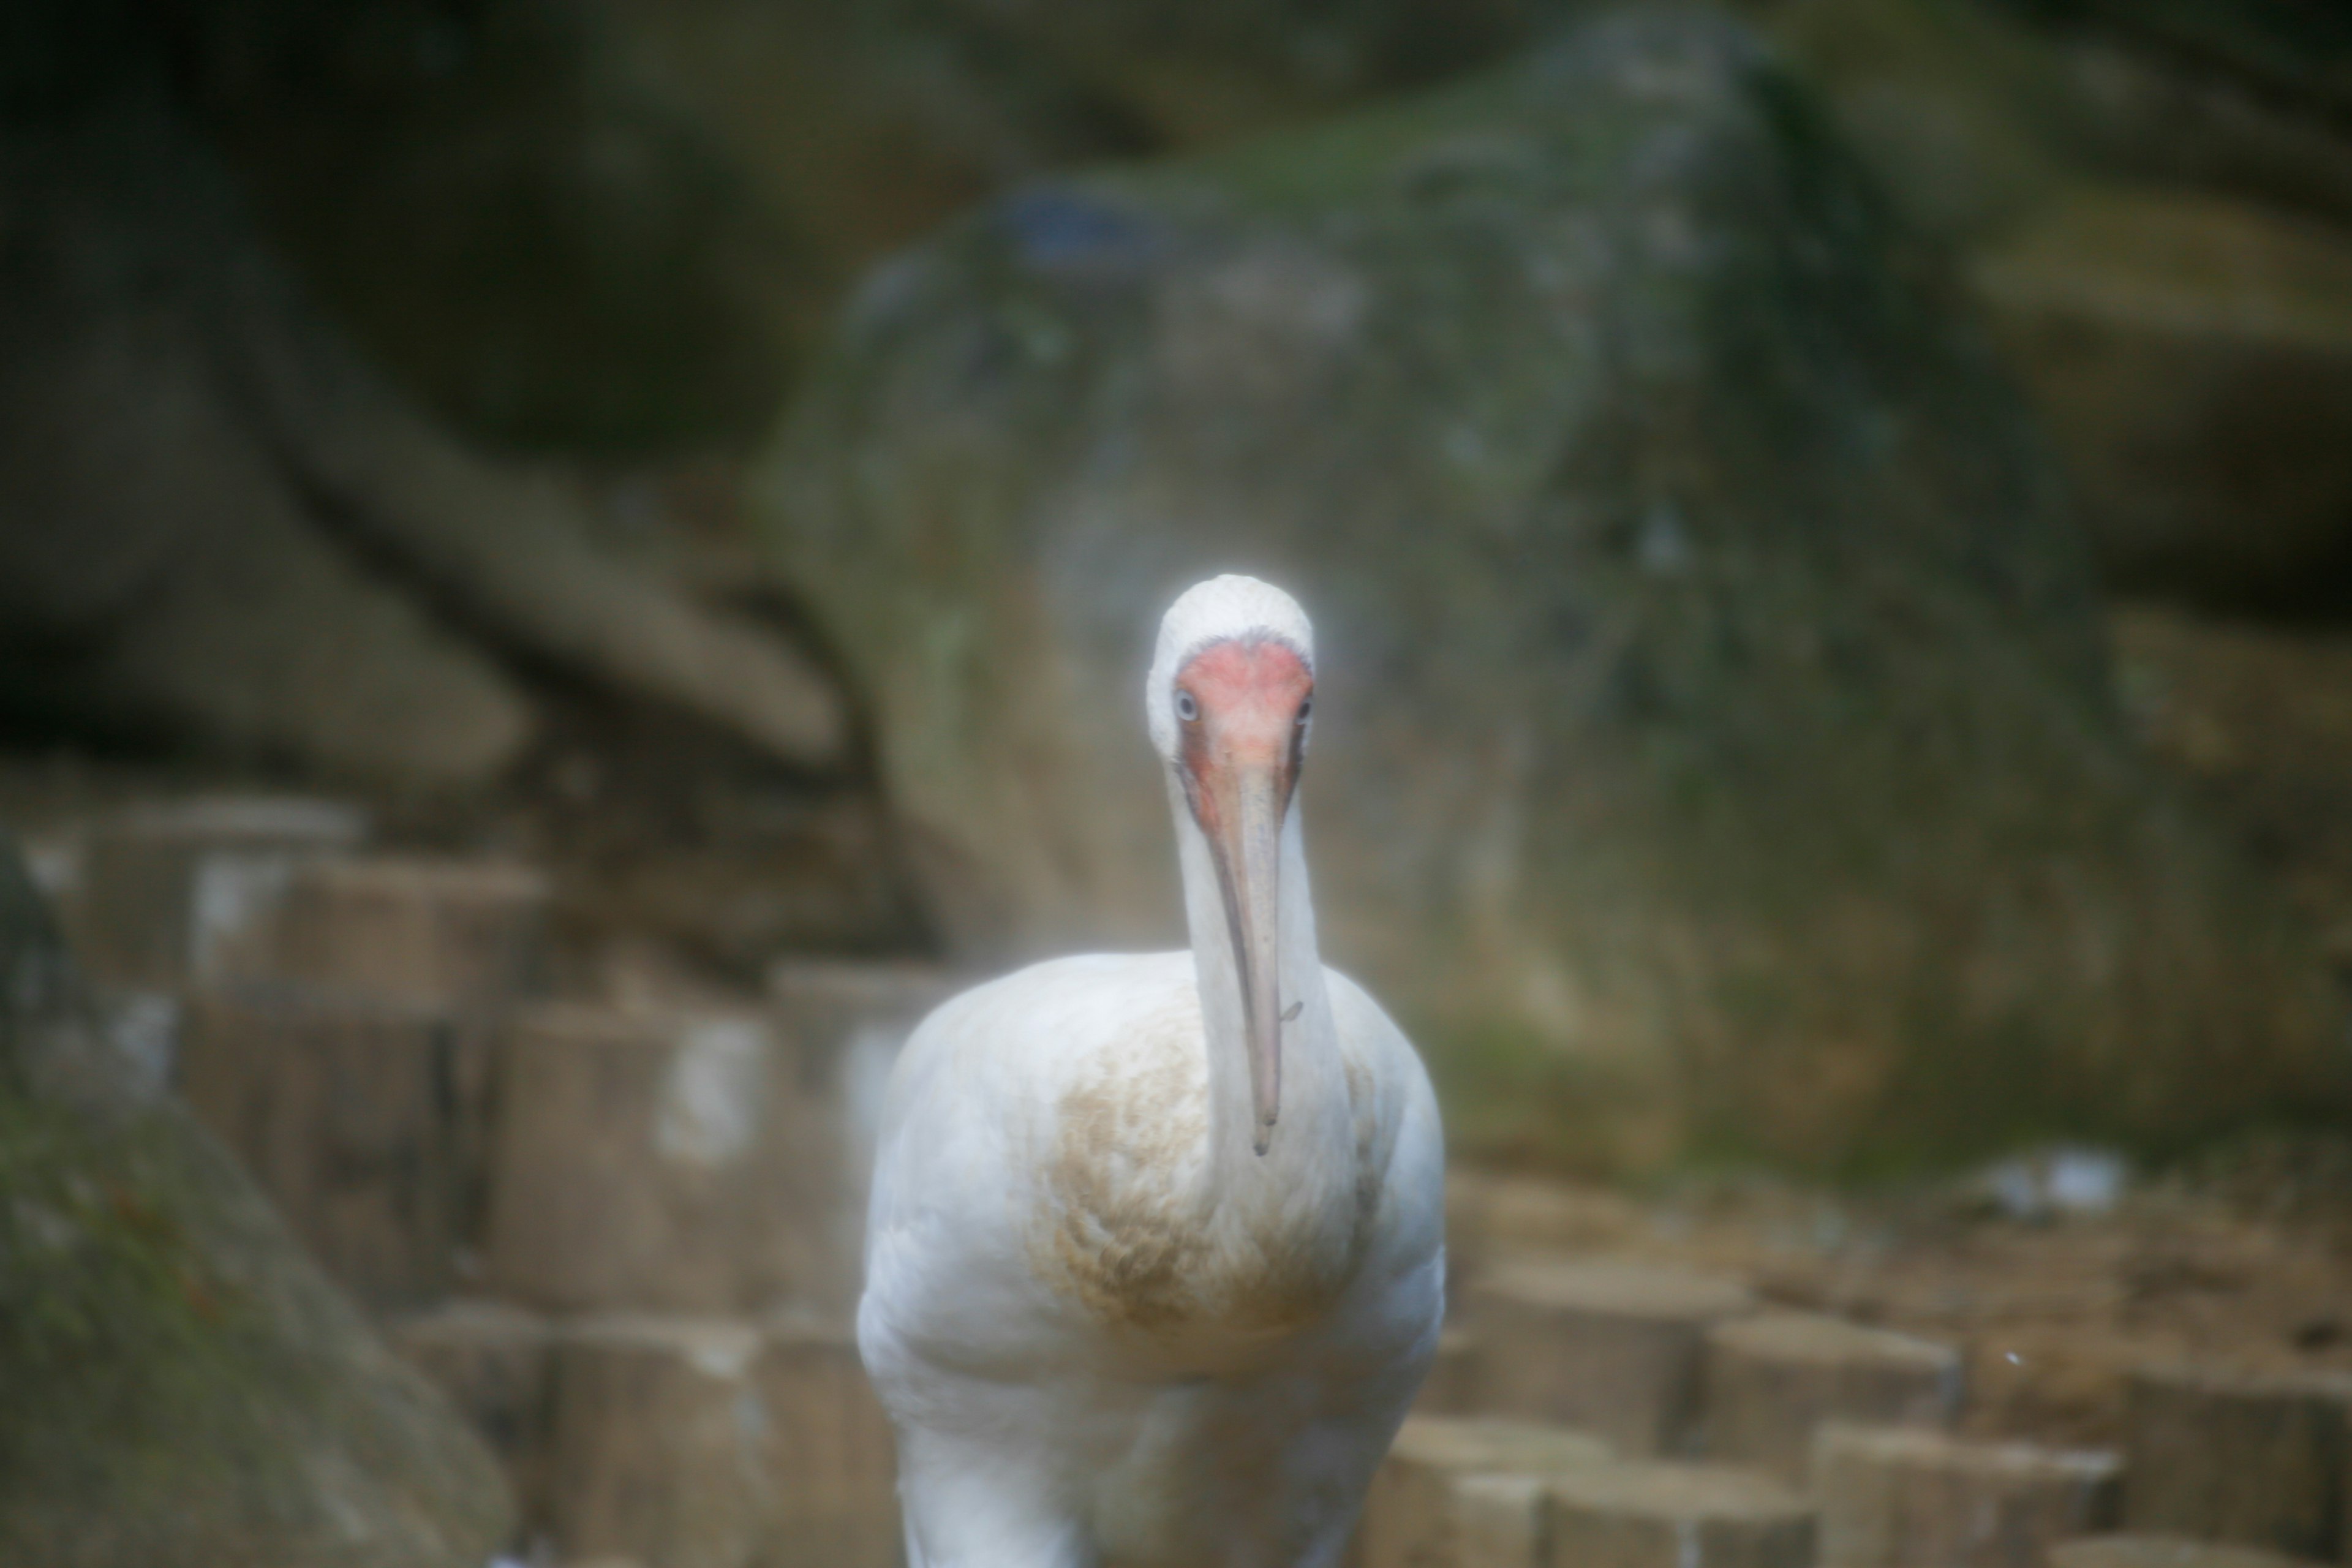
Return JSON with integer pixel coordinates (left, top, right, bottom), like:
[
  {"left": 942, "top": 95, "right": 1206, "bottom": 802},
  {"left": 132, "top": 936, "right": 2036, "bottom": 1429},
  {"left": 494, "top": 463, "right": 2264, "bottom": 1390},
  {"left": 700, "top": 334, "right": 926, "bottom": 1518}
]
[{"left": 1025, "top": 1025, "right": 1378, "bottom": 1352}]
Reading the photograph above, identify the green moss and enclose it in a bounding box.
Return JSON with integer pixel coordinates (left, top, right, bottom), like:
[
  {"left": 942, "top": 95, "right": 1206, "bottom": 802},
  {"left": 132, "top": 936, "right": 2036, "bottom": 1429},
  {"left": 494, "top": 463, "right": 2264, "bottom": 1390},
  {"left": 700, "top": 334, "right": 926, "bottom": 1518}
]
[{"left": 0, "top": 841, "right": 513, "bottom": 1565}]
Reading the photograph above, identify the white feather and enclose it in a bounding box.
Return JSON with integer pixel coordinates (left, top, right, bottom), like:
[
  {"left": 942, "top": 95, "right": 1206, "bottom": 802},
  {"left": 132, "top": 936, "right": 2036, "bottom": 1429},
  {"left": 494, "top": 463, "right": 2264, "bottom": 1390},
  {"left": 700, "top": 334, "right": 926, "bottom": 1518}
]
[{"left": 862, "top": 576, "right": 1444, "bottom": 1568}]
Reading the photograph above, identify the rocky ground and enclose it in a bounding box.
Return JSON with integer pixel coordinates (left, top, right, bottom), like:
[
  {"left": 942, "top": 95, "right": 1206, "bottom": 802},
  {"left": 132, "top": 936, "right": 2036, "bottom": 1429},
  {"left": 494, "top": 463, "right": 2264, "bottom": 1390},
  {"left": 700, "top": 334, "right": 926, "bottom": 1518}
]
[
  {"left": 7, "top": 587, "right": 2350, "bottom": 1482},
  {"left": 1452, "top": 1137, "right": 2352, "bottom": 1453}
]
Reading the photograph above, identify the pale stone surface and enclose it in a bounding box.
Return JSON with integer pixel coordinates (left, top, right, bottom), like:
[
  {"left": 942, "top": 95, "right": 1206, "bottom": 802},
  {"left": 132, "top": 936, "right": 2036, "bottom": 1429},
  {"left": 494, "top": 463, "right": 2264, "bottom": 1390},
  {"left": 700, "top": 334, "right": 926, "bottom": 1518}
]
[
  {"left": 1468, "top": 1256, "right": 1755, "bottom": 1455},
  {"left": 206, "top": 855, "right": 551, "bottom": 1011},
  {"left": 1452, "top": 1473, "right": 1548, "bottom": 1568},
  {"left": 2122, "top": 1365, "right": 2352, "bottom": 1560},
  {"left": 483, "top": 1004, "right": 831, "bottom": 1313},
  {"left": 61, "top": 796, "right": 367, "bottom": 993},
  {"left": 759, "top": 1314, "right": 901, "bottom": 1568},
  {"left": 544, "top": 1316, "right": 773, "bottom": 1568},
  {"left": 386, "top": 1300, "right": 556, "bottom": 1521},
  {"left": 1704, "top": 1314, "right": 1964, "bottom": 1485},
  {"left": 767, "top": 959, "right": 963, "bottom": 1311},
  {"left": 2046, "top": 1536, "right": 2329, "bottom": 1568},
  {"left": 1411, "top": 1326, "right": 1482, "bottom": 1418},
  {"left": 1545, "top": 1461, "right": 1817, "bottom": 1568},
  {"left": 1361, "top": 1416, "right": 1613, "bottom": 1568},
  {"left": 179, "top": 989, "right": 496, "bottom": 1308},
  {"left": 1813, "top": 1422, "right": 2121, "bottom": 1568}
]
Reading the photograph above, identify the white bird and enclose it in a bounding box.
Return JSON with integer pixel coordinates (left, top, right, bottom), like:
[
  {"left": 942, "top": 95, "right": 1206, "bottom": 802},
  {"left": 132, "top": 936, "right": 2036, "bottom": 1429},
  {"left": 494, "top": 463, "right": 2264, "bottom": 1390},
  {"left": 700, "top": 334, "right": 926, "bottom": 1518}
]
[{"left": 859, "top": 575, "right": 1446, "bottom": 1568}]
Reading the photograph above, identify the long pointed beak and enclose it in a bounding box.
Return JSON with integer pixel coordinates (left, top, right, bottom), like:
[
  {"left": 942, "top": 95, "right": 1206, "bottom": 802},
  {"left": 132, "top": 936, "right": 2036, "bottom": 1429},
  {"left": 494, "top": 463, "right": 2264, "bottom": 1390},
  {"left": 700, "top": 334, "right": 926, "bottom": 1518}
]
[{"left": 1205, "top": 762, "right": 1287, "bottom": 1156}]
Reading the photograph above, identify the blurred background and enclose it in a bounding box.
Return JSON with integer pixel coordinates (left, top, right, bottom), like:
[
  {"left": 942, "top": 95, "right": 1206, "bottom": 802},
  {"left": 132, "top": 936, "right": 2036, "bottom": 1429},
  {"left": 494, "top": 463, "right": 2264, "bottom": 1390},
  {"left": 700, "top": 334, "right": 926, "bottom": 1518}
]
[{"left": 3, "top": 1, "right": 2352, "bottom": 1564}]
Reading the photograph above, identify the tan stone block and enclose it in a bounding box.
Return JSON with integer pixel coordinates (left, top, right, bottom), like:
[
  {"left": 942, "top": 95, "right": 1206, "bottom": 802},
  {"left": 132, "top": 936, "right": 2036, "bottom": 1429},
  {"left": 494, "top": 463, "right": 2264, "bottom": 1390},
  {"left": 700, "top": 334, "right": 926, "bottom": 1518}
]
[
  {"left": 1362, "top": 1415, "right": 1613, "bottom": 1568},
  {"left": 484, "top": 1004, "right": 825, "bottom": 1313},
  {"left": 1412, "top": 1327, "right": 1482, "bottom": 1417},
  {"left": 387, "top": 1300, "right": 555, "bottom": 1521},
  {"left": 2046, "top": 1536, "right": 2328, "bottom": 1568},
  {"left": 216, "top": 855, "right": 550, "bottom": 1010},
  {"left": 1452, "top": 1473, "right": 1548, "bottom": 1568},
  {"left": 2122, "top": 1365, "right": 2352, "bottom": 1560},
  {"left": 1705, "top": 1313, "right": 1963, "bottom": 1485},
  {"left": 758, "top": 1314, "right": 900, "bottom": 1568},
  {"left": 1814, "top": 1422, "right": 2120, "bottom": 1568},
  {"left": 1469, "top": 1256, "right": 1756, "bottom": 1456},
  {"left": 63, "top": 796, "right": 366, "bottom": 992},
  {"left": 1545, "top": 1461, "right": 1816, "bottom": 1568},
  {"left": 545, "top": 1316, "right": 772, "bottom": 1568},
  {"left": 179, "top": 989, "right": 493, "bottom": 1306},
  {"left": 767, "top": 959, "right": 962, "bottom": 1312}
]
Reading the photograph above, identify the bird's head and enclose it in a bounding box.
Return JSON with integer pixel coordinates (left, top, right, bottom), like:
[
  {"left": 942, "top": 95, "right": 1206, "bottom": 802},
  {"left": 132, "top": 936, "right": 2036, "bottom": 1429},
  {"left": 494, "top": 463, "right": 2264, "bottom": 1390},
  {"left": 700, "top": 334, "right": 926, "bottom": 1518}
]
[{"left": 1148, "top": 576, "right": 1316, "bottom": 1156}]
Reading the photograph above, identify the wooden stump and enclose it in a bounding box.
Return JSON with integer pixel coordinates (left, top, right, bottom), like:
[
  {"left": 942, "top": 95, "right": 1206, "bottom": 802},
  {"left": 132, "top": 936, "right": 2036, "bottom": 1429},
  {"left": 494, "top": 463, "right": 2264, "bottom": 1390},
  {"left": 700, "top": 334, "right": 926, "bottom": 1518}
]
[
  {"left": 179, "top": 989, "right": 493, "bottom": 1306},
  {"left": 1468, "top": 1256, "right": 1755, "bottom": 1455},
  {"left": 1813, "top": 1422, "right": 2121, "bottom": 1568},
  {"left": 483, "top": 1003, "right": 826, "bottom": 1313},
  {"left": 767, "top": 959, "right": 962, "bottom": 1311},
  {"left": 545, "top": 1315, "right": 773, "bottom": 1568},
  {"left": 212, "top": 854, "right": 550, "bottom": 1010},
  {"left": 1412, "top": 1327, "right": 1482, "bottom": 1417},
  {"left": 2045, "top": 1536, "right": 2328, "bottom": 1568},
  {"left": 1452, "top": 1473, "right": 1550, "bottom": 1568},
  {"left": 1362, "top": 1416, "right": 1614, "bottom": 1568},
  {"left": 386, "top": 1300, "right": 556, "bottom": 1521},
  {"left": 760, "top": 1315, "right": 900, "bottom": 1568},
  {"left": 2122, "top": 1365, "right": 2352, "bottom": 1560},
  {"left": 1545, "top": 1460, "right": 1817, "bottom": 1568},
  {"left": 1704, "top": 1313, "right": 1964, "bottom": 1485},
  {"left": 63, "top": 796, "right": 366, "bottom": 992}
]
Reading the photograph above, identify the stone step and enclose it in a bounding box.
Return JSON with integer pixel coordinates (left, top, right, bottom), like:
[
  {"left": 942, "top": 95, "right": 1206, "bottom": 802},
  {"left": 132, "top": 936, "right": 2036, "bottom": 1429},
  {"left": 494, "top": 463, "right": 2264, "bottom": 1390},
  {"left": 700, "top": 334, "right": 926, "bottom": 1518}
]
[
  {"left": 486, "top": 964, "right": 954, "bottom": 1316},
  {"left": 2121, "top": 1365, "right": 2352, "bottom": 1561},
  {"left": 394, "top": 1306, "right": 897, "bottom": 1568},
  {"left": 59, "top": 796, "right": 367, "bottom": 992},
  {"left": 1412, "top": 1326, "right": 1481, "bottom": 1418},
  {"left": 1450, "top": 1474, "right": 1550, "bottom": 1568},
  {"left": 1703, "top": 1314, "right": 1964, "bottom": 1487},
  {"left": 386, "top": 1300, "right": 556, "bottom": 1521},
  {"left": 1360, "top": 1415, "right": 1614, "bottom": 1568},
  {"left": 1466, "top": 1256, "right": 1756, "bottom": 1456},
  {"left": 545, "top": 1313, "right": 896, "bottom": 1568},
  {"left": 547, "top": 1315, "right": 773, "bottom": 1568},
  {"left": 1544, "top": 1460, "right": 1816, "bottom": 1568},
  {"left": 179, "top": 988, "right": 494, "bottom": 1308},
  {"left": 484, "top": 1004, "right": 823, "bottom": 1314},
  {"left": 767, "top": 960, "right": 962, "bottom": 1313},
  {"left": 1812, "top": 1423, "right": 2121, "bottom": 1568},
  {"left": 760, "top": 1314, "right": 903, "bottom": 1568},
  {"left": 2046, "top": 1536, "right": 2334, "bottom": 1568},
  {"left": 206, "top": 854, "right": 551, "bottom": 1011}
]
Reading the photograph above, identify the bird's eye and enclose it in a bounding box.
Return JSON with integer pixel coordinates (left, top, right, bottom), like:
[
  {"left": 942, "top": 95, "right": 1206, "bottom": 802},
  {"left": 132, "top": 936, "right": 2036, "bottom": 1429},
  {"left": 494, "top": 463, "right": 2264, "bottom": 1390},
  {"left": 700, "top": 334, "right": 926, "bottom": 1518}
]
[
  {"left": 1297, "top": 699, "right": 1312, "bottom": 726},
  {"left": 1175, "top": 689, "right": 1200, "bottom": 723}
]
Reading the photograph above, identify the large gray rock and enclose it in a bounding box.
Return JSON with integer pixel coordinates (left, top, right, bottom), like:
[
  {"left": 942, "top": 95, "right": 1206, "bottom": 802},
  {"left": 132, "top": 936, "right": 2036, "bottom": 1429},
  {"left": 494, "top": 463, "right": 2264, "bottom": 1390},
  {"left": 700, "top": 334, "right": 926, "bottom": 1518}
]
[
  {"left": 0, "top": 832, "right": 515, "bottom": 1564},
  {"left": 0, "top": 98, "right": 843, "bottom": 786},
  {"left": 760, "top": 7, "right": 2346, "bottom": 1172},
  {"left": 1758, "top": 0, "right": 2352, "bottom": 608}
]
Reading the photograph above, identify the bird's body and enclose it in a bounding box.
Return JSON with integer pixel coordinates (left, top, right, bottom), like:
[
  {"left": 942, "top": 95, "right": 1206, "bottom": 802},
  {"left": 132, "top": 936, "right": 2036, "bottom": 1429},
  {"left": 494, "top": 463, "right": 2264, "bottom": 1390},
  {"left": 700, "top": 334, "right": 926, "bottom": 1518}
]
[{"left": 860, "top": 578, "right": 1446, "bottom": 1568}]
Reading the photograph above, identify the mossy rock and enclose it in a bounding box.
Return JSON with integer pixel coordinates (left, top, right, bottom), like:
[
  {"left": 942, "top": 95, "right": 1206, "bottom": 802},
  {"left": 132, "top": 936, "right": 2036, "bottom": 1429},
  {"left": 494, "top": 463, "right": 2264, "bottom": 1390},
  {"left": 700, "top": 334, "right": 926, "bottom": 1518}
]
[
  {"left": 759, "top": 6, "right": 2347, "bottom": 1175},
  {"left": 0, "top": 835, "right": 513, "bottom": 1564}
]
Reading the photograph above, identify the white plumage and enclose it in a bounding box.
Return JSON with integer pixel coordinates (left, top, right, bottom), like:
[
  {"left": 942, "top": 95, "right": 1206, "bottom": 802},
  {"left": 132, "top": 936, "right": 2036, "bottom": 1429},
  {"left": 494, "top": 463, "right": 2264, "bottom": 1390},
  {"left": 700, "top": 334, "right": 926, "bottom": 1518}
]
[{"left": 859, "top": 576, "right": 1447, "bottom": 1567}]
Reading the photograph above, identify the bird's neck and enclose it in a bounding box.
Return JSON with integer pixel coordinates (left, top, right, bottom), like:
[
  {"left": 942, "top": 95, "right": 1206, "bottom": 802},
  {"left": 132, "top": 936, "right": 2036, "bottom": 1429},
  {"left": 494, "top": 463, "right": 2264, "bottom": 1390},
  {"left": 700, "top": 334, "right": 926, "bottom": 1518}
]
[{"left": 1169, "top": 777, "right": 1349, "bottom": 1197}]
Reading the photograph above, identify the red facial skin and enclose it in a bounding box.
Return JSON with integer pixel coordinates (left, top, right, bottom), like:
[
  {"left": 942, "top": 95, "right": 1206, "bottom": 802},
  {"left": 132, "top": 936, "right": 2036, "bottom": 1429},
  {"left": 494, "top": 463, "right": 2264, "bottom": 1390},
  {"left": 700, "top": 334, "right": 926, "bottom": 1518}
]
[
  {"left": 1174, "top": 637, "right": 1314, "bottom": 1152},
  {"left": 1173, "top": 638, "right": 1314, "bottom": 829}
]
